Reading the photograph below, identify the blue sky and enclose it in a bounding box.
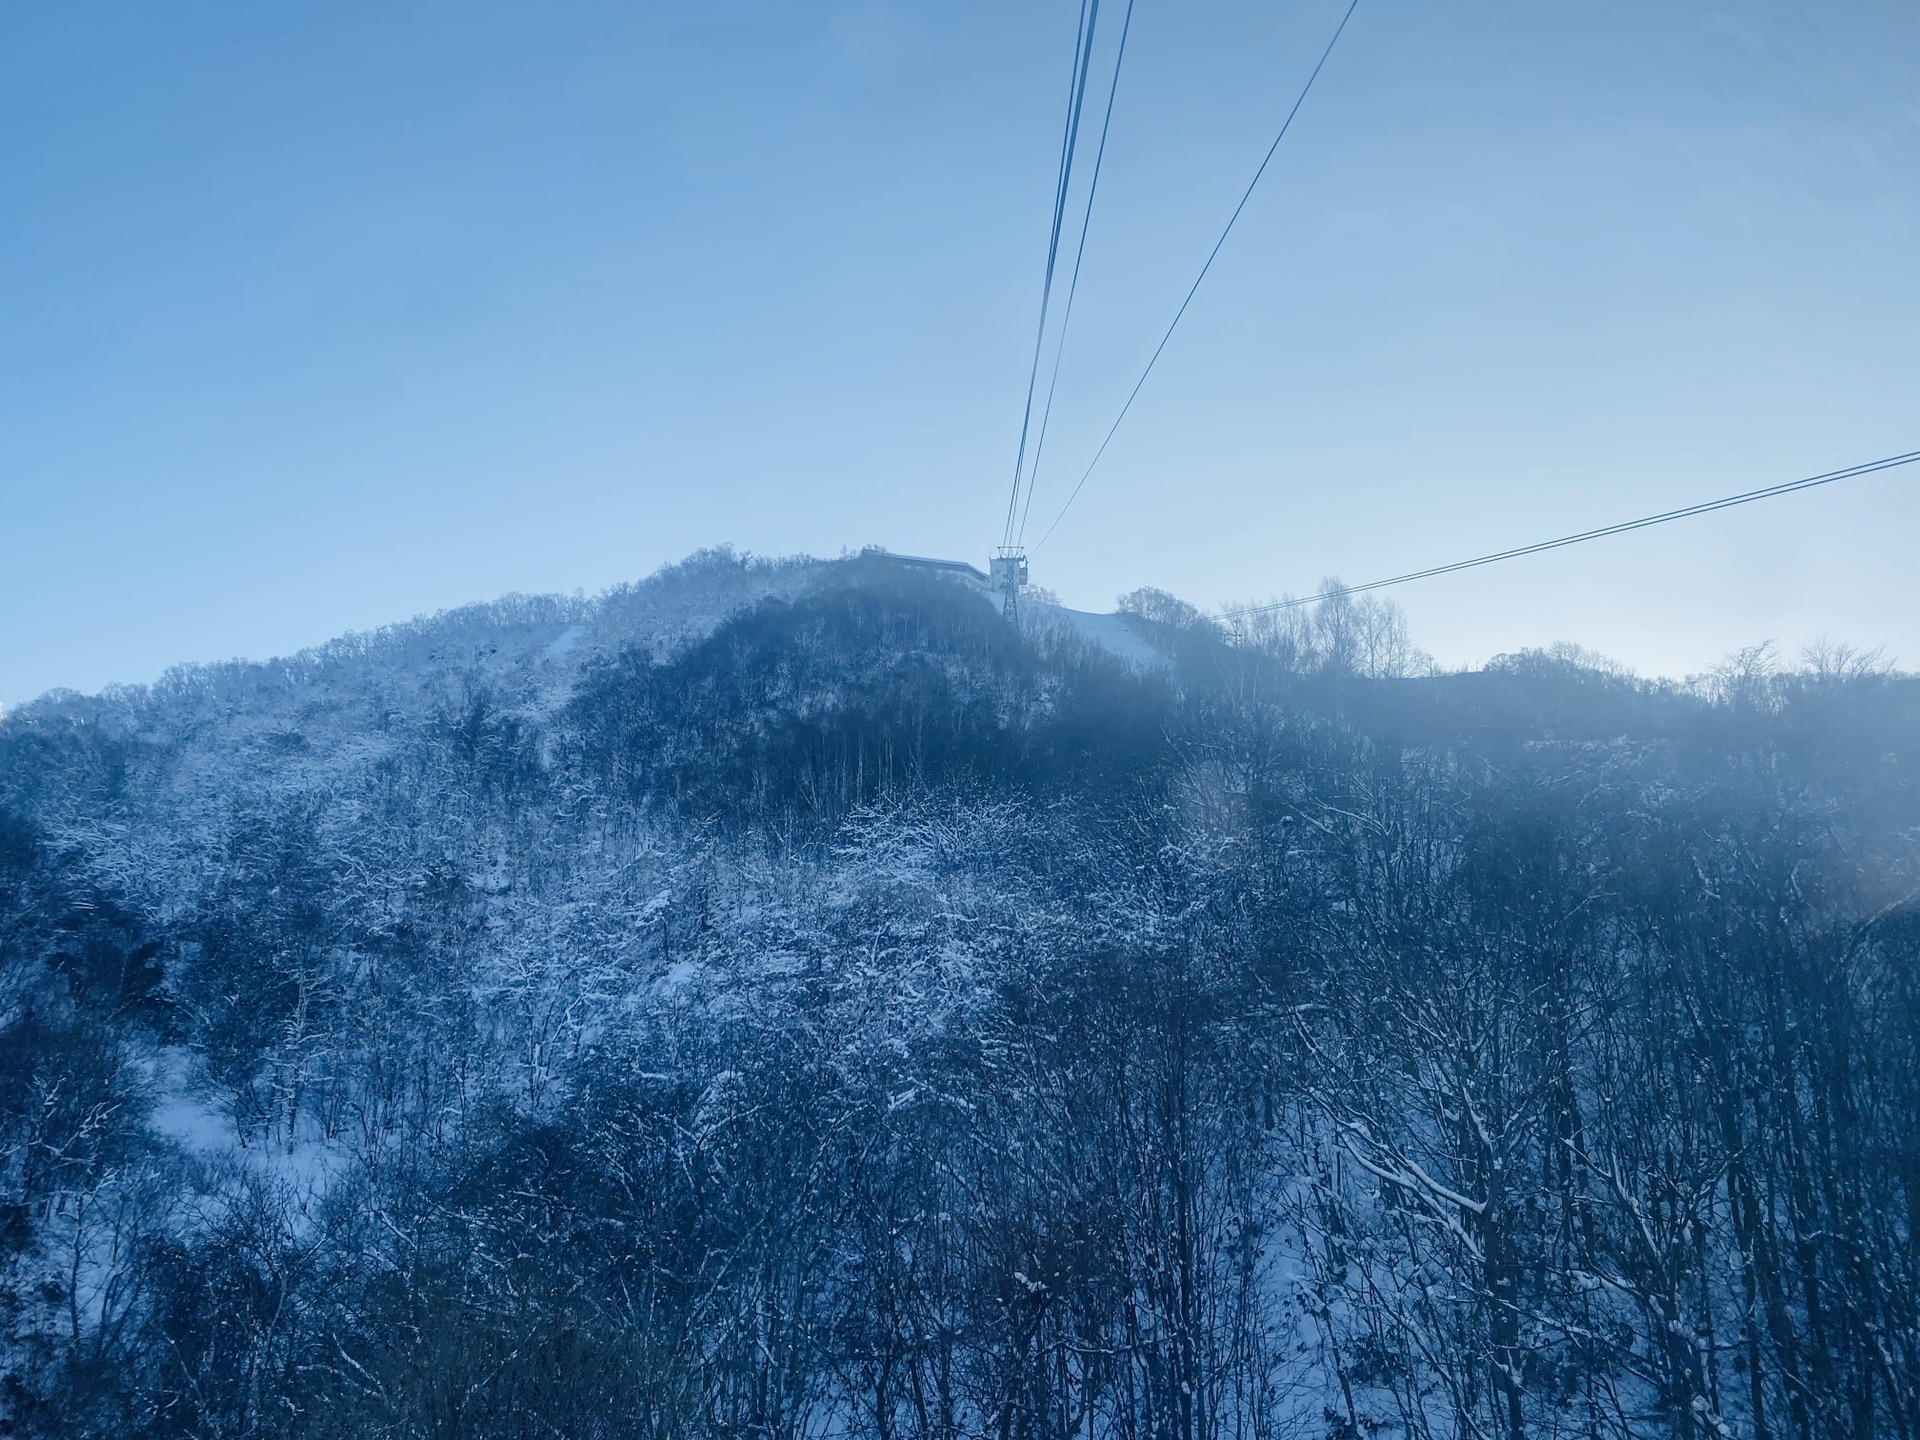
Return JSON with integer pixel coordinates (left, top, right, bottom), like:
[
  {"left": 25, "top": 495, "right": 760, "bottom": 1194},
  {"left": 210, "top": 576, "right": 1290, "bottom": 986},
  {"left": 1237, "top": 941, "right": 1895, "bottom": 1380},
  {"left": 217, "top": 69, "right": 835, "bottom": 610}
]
[{"left": 3, "top": 0, "right": 1916, "bottom": 702}]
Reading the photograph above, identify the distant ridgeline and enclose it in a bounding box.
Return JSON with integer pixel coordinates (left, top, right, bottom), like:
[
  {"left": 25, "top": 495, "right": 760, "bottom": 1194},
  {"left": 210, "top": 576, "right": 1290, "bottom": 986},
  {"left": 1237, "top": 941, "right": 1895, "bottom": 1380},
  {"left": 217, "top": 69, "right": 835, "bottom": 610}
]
[{"left": 3, "top": 547, "right": 1918, "bottom": 1439}]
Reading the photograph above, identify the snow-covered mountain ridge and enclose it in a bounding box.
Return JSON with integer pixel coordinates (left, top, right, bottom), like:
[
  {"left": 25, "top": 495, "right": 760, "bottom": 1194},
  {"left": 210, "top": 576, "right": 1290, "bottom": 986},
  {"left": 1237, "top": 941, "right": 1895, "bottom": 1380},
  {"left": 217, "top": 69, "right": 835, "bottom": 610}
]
[{"left": 3, "top": 550, "right": 1918, "bottom": 1439}]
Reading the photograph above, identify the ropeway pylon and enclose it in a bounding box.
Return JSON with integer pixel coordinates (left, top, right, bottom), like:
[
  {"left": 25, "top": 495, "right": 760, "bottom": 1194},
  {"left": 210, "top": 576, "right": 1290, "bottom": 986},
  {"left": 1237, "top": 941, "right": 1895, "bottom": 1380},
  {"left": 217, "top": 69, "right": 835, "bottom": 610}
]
[{"left": 990, "top": 547, "right": 1029, "bottom": 619}]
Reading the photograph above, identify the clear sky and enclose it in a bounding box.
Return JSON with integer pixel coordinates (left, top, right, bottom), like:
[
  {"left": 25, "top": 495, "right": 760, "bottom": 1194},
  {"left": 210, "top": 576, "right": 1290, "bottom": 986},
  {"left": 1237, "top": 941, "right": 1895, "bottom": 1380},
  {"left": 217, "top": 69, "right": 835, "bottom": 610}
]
[{"left": 3, "top": 0, "right": 1916, "bottom": 703}]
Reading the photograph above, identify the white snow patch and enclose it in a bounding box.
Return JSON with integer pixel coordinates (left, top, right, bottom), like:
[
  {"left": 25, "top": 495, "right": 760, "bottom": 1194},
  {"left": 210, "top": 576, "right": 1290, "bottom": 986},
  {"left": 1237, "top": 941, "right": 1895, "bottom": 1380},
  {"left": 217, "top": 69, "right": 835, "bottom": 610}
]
[
  {"left": 1028, "top": 603, "right": 1170, "bottom": 670},
  {"left": 545, "top": 625, "right": 585, "bottom": 658},
  {"left": 657, "top": 959, "right": 701, "bottom": 992},
  {"left": 150, "top": 1091, "right": 231, "bottom": 1154}
]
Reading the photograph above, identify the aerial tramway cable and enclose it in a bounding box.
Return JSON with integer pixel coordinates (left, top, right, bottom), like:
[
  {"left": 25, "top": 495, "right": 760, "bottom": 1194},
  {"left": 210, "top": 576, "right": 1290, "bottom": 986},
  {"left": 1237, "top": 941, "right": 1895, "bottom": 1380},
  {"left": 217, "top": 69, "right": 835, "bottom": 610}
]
[
  {"left": 1016, "top": 0, "right": 1139, "bottom": 545},
  {"left": 1224, "top": 449, "right": 1920, "bottom": 616},
  {"left": 994, "top": 2, "right": 1903, "bottom": 616},
  {"left": 1003, "top": 0, "right": 1106, "bottom": 552},
  {"left": 1029, "top": 0, "right": 1362, "bottom": 553}
]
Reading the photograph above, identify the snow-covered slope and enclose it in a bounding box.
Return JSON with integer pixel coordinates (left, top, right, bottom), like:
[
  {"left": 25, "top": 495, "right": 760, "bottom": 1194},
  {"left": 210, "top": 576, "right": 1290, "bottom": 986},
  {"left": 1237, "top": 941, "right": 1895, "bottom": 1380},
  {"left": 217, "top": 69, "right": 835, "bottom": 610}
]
[{"left": 5, "top": 550, "right": 1918, "bottom": 1439}]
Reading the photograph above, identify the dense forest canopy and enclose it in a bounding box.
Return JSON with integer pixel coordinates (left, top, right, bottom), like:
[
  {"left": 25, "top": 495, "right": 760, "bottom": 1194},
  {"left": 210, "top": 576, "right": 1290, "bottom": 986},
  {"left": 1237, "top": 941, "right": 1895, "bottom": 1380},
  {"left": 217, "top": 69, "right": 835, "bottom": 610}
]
[{"left": 3, "top": 549, "right": 1916, "bottom": 1439}]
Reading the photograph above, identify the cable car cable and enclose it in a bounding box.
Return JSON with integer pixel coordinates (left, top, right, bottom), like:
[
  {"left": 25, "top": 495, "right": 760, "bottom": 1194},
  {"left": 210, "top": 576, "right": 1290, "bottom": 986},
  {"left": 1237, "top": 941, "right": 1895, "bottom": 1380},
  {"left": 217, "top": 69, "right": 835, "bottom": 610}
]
[
  {"left": 1224, "top": 448, "right": 1920, "bottom": 616},
  {"left": 1031, "top": 0, "right": 1362, "bottom": 554},
  {"left": 1017, "top": 0, "right": 1139, "bottom": 545},
  {"left": 1004, "top": 0, "right": 1105, "bottom": 551}
]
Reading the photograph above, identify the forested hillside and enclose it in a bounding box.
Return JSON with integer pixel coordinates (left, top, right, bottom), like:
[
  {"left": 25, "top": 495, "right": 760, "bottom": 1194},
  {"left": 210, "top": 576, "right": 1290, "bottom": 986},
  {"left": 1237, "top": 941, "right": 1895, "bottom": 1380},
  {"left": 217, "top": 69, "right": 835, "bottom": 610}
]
[{"left": 3, "top": 549, "right": 1916, "bottom": 1439}]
